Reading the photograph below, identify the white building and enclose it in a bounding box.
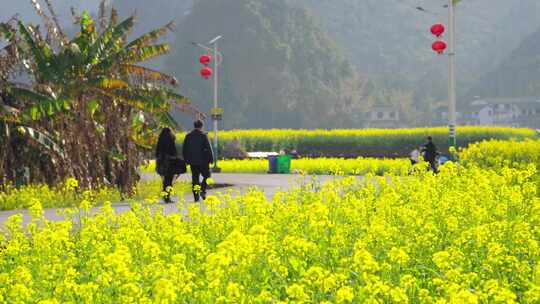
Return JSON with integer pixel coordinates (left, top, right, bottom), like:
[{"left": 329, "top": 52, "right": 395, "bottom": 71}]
[
  {"left": 471, "top": 98, "right": 540, "bottom": 127},
  {"left": 364, "top": 106, "right": 401, "bottom": 128},
  {"left": 435, "top": 98, "right": 540, "bottom": 128}
]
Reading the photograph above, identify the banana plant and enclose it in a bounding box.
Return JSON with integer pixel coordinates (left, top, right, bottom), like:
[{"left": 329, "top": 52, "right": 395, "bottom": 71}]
[
  {"left": 11, "top": 11, "right": 187, "bottom": 124},
  {"left": 1, "top": 0, "right": 198, "bottom": 191}
]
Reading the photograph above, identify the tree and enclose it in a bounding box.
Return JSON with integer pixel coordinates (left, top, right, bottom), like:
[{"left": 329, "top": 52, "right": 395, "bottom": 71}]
[{"left": 0, "top": 0, "right": 195, "bottom": 193}]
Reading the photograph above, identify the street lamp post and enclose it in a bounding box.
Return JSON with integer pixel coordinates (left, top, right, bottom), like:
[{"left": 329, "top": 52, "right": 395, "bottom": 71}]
[
  {"left": 448, "top": 0, "right": 457, "bottom": 148},
  {"left": 193, "top": 36, "right": 223, "bottom": 173},
  {"left": 423, "top": 1, "right": 458, "bottom": 149},
  {"left": 210, "top": 36, "right": 221, "bottom": 173}
]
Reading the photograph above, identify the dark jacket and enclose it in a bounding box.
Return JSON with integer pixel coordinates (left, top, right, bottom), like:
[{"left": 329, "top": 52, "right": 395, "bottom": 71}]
[
  {"left": 156, "top": 137, "right": 177, "bottom": 159},
  {"left": 183, "top": 129, "right": 214, "bottom": 166},
  {"left": 155, "top": 134, "right": 178, "bottom": 175},
  {"left": 421, "top": 142, "right": 438, "bottom": 162}
]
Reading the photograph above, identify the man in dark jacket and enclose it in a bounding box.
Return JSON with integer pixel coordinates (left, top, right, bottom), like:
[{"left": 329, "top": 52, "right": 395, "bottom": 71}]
[
  {"left": 421, "top": 136, "right": 439, "bottom": 172},
  {"left": 183, "top": 120, "right": 214, "bottom": 201}
]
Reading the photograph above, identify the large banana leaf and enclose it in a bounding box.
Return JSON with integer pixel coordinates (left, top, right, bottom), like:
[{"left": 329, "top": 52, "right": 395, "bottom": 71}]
[
  {"left": 94, "top": 43, "right": 171, "bottom": 75},
  {"left": 161, "top": 88, "right": 191, "bottom": 105},
  {"left": 16, "top": 125, "right": 65, "bottom": 158},
  {"left": 125, "top": 21, "right": 175, "bottom": 49},
  {"left": 129, "top": 111, "right": 179, "bottom": 149},
  {"left": 121, "top": 64, "right": 178, "bottom": 86},
  {"left": 126, "top": 44, "right": 170, "bottom": 63},
  {"left": 8, "top": 87, "right": 66, "bottom": 119},
  {"left": 89, "top": 16, "right": 135, "bottom": 65},
  {"left": 17, "top": 21, "right": 55, "bottom": 81},
  {"left": 155, "top": 111, "right": 180, "bottom": 129},
  {"left": 98, "top": 78, "right": 129, "bottom": 89},
  {"left": 108, "top": 87, "right": 171, "bottom": 112},
  {"left": 116, "top": 86, "right": 187, "bottom": 107},
  {"left": 0, "top": 103, "right": 20, "bottom": 123}
]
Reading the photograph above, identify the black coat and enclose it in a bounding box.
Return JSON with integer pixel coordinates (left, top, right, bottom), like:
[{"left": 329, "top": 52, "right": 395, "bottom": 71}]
[
  {"left": 156, "top": 137, "right": 177, "bottom": 159},
  {"left": 155, "top": 134, "right": 177, "bottom": 176},
  {"left": 421, "top": 142, "right": 438, "bottom": 162},
  {"left": 182, "top": 130, "right": 214, "bottom": 166}
]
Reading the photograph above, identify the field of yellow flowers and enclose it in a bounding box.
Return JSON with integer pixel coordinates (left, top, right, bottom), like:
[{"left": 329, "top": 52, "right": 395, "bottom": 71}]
[
  {"left": 220, "top": 158, "right": 411, "bottom": 176},
  {"left": 1, "top": 162, "right": 539, "bottom": 303},
  {"left": 0, "top": 179, "right": 190, "bottom": 211},
  {"left": 461, "top": 139, "right": 540, "bottom": 170},
  {"left": 141, "top": 157, "right": 412, "bottom": 176},
  {"left": 192, "top": 127, "right": 536, "bottom": 158}
]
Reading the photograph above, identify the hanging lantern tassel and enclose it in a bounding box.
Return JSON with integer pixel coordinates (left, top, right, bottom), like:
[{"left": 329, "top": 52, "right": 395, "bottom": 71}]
[
  {"left": 200, "top": 67, "right": 213, "bottom": 79},
  {"left": 432, "top": 40, "right": 447, "bottom": 54}
]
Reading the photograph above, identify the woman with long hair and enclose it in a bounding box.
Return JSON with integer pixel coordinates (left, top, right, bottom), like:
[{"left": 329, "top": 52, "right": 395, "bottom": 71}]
[{"left": 155, "top": 128, "right": 177, "bottom": 203}]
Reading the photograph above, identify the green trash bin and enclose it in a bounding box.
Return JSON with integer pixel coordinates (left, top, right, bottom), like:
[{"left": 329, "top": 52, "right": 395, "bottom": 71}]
[{"left": 276, "top": 155, "right": 292, "bottom": 174}]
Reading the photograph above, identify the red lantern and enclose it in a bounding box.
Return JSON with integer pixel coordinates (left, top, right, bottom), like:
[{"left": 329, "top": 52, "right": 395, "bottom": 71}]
[
  {"left": 200, "top": 67, "right": 213, "bottom": 79},
  {"left": 199, "top": 54, "right": 212, "bottom": 66},
  {"left": 432, "top": 40, "right": 447, "bottom": 54},
  {"left": 430, "top": 23, "right": 445, "bottom": 37}
]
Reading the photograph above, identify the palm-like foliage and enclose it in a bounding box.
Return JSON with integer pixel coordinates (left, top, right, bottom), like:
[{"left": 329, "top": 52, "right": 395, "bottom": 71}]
[{"left": 1, "top": 1, "right": 196, "bottom": 192}]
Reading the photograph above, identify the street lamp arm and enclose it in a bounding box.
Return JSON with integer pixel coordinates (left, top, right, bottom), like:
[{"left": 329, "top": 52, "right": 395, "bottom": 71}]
[
  {"left": 209, "top": 35, "right": 222, "bottom": 44},
  {"left": 191, "top": 42, "right": 224, "bottom": 66},
  {"left": 191, "top": 41, "right": 212, "bottom": 53}
]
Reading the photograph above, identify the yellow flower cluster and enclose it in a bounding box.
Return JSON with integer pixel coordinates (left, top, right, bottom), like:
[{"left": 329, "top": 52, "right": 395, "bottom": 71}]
[
  {"left": 461, "top": 139, "right": 540, "bottom": 170},
  {"left": 0, "top": 179, "right": 190, "bottom": 211},
  {"left": 1, "top": 162, "right": 539, "bottom": 303},
  {"left": 461, "top": 138, "right": 540, "bottom": 192},
  {"left": 193, "top": 127, "right": 536, "bottom": 157},
  {"left": 220, "top": 157, "right": 411, "bottom": 176},
  {"left": 142, "top": 157, "right": 411, "bottom": 176},
  {"left": 211, "top": 127, "right": 535, "bottom": 144}
]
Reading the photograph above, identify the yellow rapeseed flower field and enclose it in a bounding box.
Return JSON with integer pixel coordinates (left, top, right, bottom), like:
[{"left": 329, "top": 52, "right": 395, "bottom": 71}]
[
  {"left": 1, "top": 162, "right": 539, "bottom": 303},
  {"left": 219, "top": 158, "right": 411, "bottom": 175},
  {"left": 461, "top": 139, "right": 540, "bottom": 170},
  {"left": 141, "top": 158, "right": 411, "bottom": 176},
  {"left": 0, "top": 179, "right": 190, "bottom": 211},
  {"left": 181, "top": 127, "right": 537, "bottom": 157}
]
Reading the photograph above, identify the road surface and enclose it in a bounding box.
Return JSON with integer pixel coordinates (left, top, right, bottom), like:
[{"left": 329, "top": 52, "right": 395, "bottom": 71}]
[{"left": 0, "top": 173, "right": 345, "bottom": 225}]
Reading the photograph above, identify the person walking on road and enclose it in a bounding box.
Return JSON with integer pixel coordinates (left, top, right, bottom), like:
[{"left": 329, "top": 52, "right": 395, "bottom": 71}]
[
  {"left": 183, "top": 120, "right": 214, "bottom": 202},
  {"left": 421, "top": 136, "right": 439, "bottom": 173},
  {"left": 156, "top": 128, "right": 178, "bottom": 203}
]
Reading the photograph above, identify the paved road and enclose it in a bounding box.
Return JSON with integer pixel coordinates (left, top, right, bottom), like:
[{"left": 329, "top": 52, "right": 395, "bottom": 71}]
[{"left": 0, "top": 174, "right": 343, "bottom": 225}]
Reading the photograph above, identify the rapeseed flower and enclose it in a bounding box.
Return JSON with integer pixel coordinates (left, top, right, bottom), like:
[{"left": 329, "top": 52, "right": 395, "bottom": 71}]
[{"left": 1, "top": 161, "right": 539, "bottom": 302}]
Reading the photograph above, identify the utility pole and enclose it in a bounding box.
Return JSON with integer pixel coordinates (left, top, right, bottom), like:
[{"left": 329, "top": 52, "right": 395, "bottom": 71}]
[
  {"left": 209, "top": 36, "right": 222, "bottom": 173},
  {"left": 448, "top": 0, "right": 457, "bottom": 148},
  {"left": 193, "top": 36, "right": 223, "bottom": 173},
  {"left": 423, "top": 1, "right": 459, "bottom": 149}
]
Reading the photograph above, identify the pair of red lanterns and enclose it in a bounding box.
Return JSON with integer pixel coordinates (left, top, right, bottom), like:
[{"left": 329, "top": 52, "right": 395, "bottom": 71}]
[
  {"left": 199, "top": 54, "right": 213, "bottom": 79},
  {"left": 430, "top": 23, "right": 447, "bottom": 54}
]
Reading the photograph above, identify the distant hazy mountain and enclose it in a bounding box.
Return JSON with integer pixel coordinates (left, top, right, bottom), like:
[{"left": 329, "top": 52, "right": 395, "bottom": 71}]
[
  {"left": 104, "top": 0, "right": 540, "bottom": 94},
  {"left": 165, "top": 0, "right": 365, "bottom": 129},
  {"left": 293, "top": 0, "right": 540, "bottom": 101},
  {"left": 4, "top": 0, "right": 540, "bottom": 127},
  {"left": 468, "top": 26, "right": 540, "bottom": 99}
]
